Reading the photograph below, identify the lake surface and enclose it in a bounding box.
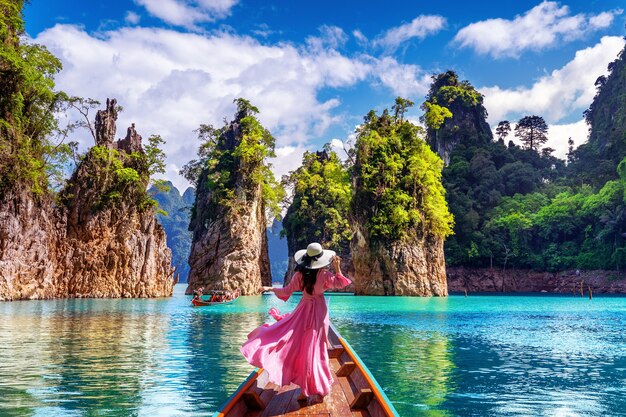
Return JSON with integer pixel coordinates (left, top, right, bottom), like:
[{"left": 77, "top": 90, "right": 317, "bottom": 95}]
[{"left": 2, "top": 285, "right": 626, "bottom": 416}]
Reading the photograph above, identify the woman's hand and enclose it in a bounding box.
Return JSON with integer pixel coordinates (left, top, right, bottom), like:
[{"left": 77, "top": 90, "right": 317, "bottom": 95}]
[
  {"left": 331, "top": 256, "right": 341, "bottom": 272},
  {"left": 261, "top": 286, "right": 273, "bottom": 292}
]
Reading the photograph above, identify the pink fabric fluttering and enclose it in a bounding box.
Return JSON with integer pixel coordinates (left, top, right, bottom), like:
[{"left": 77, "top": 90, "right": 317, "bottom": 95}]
[{"left": 240, "top": 270, "right": 352, "bottom": 397}]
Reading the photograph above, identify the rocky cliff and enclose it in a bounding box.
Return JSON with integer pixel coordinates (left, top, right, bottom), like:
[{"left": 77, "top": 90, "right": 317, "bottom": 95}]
[
  {"left": 447, "top": 267, "right": 626, "bottom": 294},
  {"left": 0, "top": 99, "right": 175, "bottom": 300},
  {"left": 186, "top": 101, "right": 274, "bottom": 295},
  {"left": 57, "top": 99, "right": 175, "bottom": 298}
]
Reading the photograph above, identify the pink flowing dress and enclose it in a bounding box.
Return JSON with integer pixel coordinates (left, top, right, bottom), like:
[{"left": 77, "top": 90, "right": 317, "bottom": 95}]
[{"left": 240, "top": 269, "right": 352, "bottom": 396}]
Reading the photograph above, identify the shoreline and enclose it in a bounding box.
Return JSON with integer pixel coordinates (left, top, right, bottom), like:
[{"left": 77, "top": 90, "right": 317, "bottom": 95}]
[{"left": 447, "top": 267, "right": 626, "bottom": 294}]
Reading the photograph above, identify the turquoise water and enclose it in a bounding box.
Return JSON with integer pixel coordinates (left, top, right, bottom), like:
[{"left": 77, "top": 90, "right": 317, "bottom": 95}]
[{"left": 2, "top": 285, "right": 626, "bottom": 416}]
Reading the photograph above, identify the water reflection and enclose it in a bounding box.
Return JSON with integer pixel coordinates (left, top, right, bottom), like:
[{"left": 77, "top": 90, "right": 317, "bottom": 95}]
[
  {"left": 182, "top": 310, "right": 265, "bottom": 414},
  {"left": 335, "top": 318, "right": 455, "bottom": 417},
  {"left": 0, "top": 298, "right": 172, "bottom": 416}
]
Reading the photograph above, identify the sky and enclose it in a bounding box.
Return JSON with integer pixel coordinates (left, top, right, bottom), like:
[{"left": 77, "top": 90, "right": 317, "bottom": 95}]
[{"left": 24, "top": 0, "right": 626, "bottom": 191}]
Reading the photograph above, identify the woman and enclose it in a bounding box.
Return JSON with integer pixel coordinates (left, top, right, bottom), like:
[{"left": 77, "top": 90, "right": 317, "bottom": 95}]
[{"left": 240, "top": 242, "right": 352, "bottom": 402}]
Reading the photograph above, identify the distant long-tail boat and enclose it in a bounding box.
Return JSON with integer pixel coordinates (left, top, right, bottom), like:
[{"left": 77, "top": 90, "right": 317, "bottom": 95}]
[
  {"left": 191, "top": 289, "right": 240, "bottom": 307},
  {"left": 213, "top": 322, "right": 399, "bottom": 417}
]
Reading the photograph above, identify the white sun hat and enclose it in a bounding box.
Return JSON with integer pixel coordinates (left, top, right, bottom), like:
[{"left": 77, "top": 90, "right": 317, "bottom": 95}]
[{"left": 294, "top": 242, "right": 336, "bottom": 269}]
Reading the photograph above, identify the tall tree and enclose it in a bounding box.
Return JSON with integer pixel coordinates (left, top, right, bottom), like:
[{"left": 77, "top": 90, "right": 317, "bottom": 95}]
[
  {"left": 495, "top": 120, "right": 511, "bottom": 142},
  {"left": 515, "top": 115, "right": 548, "bottom": 151}
]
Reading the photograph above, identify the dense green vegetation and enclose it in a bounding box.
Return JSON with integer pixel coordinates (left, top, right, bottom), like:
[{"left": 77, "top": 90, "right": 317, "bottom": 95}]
[
  {"left": 182, "top": 98, "right": 284, "bottom": 223},
  {"left": 352, "top": 99, "right": 454, "bottom": 243},
  {"left": 0, "top": 0, "right": 73, "bottom": 196},
  {"left": 425, "top": 71, "right": 566, "bottom": 268},
  {"left": 282, "top": 146, "right": 351, "bottom": 256},
  {"left": 430, "top": 45, "right": 626, "bottom": 272},
  {"left": 59, "top": 130, "right": 167, "bottom": 213}
]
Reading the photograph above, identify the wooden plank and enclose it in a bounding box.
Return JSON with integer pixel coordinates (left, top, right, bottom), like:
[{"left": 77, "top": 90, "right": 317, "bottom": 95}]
[
  {"left": 337, "top": 375, "right": 356, "bottom": 407},
  {"left": 281, "top": 385, "right": 306, "bottom": 415},
  {"left": 367, "top": 400, "right": 388, "bottom": 417},
  {"left": 324, "top": 376, "right": 353, "bottom": 417},
  {"left": 224, "top": 400, "right": 248, "bottom": 417},
  {"left": 260, "top": 384, "right": 297, "bottom": 417},
  {"left": 350, "top": 389, "right": 373, "bottom": 410},
  {"left": 336, "top": 361, "right": 355, "bottom": 377}
]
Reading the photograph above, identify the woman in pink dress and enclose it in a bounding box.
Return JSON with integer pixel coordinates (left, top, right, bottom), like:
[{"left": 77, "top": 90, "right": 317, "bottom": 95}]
[{"left": 240, "top": 242, "right": 352, "bottom": 402}]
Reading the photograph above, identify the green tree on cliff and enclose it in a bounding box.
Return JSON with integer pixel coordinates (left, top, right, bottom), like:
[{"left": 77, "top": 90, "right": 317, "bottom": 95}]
[
  {"left": 282, "top": 146, "right": 351, "bottom": 257},
  {"left": 351, "top": 99, "right": 454, "bottom": 244},
  {"left": 0, "top": 0, "right": 71, "bottom": 195},
  {"left": 495, "top": 121, "right": 511, "bottom": 142}
]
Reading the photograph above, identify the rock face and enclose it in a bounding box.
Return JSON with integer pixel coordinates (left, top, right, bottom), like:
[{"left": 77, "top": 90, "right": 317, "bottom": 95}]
[
  {"left": 0, "top": 191, "right": 59, "bottom": 300},
  {"left": 0, "top": 99, "right": 175, "bottom": 301},
  {"left": 447, "top": 267, "right": 626, "bottom": 294},
  {"left": 186, "top": 110, "right": 271, "bottom": 296},
  {"left": 351, "top": 225, "right": 447, "bottom": 296}
]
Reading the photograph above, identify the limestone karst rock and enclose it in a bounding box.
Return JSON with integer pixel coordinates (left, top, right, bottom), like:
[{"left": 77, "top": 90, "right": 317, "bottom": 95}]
[
  {"left": 186, "top": 102, "right": 273, "bottom": 296},
  {"left": 0, "top": 99, "right": 175, "bottom": 300},
  {"left": 349, "top": 104, "right": 453, "bottom": 296}
]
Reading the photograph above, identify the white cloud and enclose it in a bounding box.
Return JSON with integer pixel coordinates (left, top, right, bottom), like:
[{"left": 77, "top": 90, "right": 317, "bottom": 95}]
[
  {"left": 547, "top": 119, "right": 588, "bottom": 160},
  {"left": 35, "top": 24, "right": 425, "bottom": 191},
  {"left": 307, "top": 25, "right": 349, "bottom": 50},
  {"left": 482, "top": 36, "right": 625, "bottom": 124},
  {"left": 135, "top": 0, "right": 238, "bottom": 29},
  {"left": 352, "top": 29, "right": 367, "bottom": 45},
  {"left": 124, "top": 11, "right": 141, "bottom": 25},
  {"left": 373, "top": 56, "right": 432, "bottom": 97},
  {"left": 454, "top": 1, "right": 622, "bottom": 58},
  {"left": 374, "top": 15, "right": 446, "bottom": 50}
]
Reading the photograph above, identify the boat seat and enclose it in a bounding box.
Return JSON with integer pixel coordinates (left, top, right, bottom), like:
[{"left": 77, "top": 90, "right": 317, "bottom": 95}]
[
  {"left": 350, "top": 388, "right": 374, "bottom": 410},
  {"left": 328, "top": 344, "right": 344, "bottom": 358},
  {"left": 337, "top": 360, "right": 356, "bottom": 377}
]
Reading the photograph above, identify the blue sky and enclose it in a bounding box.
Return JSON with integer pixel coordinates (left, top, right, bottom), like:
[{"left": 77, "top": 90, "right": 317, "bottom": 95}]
[{"left": 25, "top": 1, "right": 626, "bottom": 190}]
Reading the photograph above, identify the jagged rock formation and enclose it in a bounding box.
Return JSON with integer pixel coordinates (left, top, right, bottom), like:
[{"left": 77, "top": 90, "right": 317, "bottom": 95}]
[
  {"left": 0, "top": 190, "right": 59, "bottom": 300},
  {"left": 186, "top": 104, "right": 272, "bottom": 295},
  {"left": 0, "top": 99, "right": 175, "bottom": 300}
]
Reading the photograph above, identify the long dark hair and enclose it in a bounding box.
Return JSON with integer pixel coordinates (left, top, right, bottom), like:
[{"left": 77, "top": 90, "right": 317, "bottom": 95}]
[{"left": 295, "top": 254, "right": 320, "bottom": 295}]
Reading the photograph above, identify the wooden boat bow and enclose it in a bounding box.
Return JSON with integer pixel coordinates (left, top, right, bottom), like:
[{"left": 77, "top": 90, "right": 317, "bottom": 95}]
[{"left": 214, "top": 322, "right": 399, "bottom": 417}]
